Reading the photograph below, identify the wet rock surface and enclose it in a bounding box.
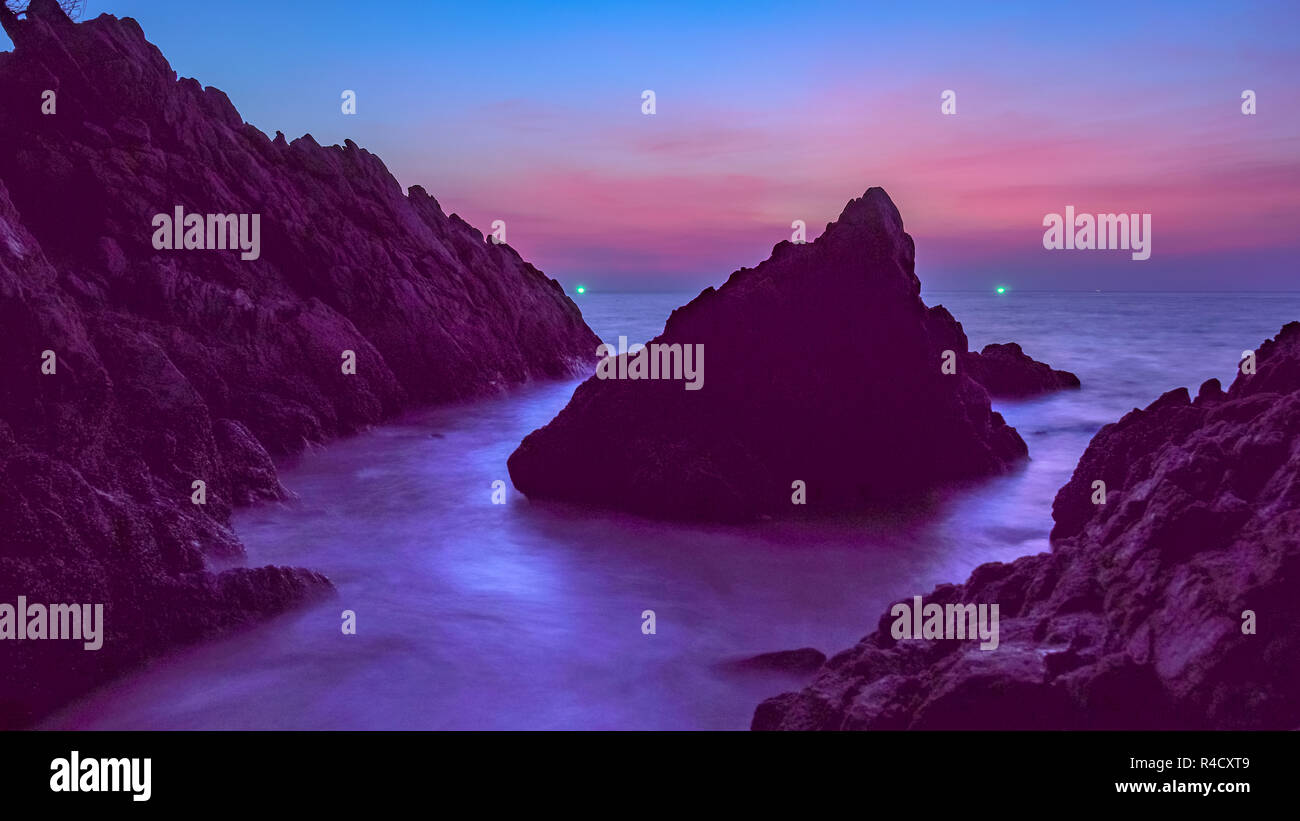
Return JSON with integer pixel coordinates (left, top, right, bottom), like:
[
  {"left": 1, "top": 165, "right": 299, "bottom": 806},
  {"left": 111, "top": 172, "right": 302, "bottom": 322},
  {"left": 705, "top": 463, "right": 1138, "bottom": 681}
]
[
  {"left": 0, "top": 3, "right": 597, "bottom": 726},
  {"left": 755, "top": 323, "right": 1300, "bottom": 730},
  {"left": 962, "top": 342, "right": 1081, "bottom": 399},
  {"left": 510, "top": 188, "right": 1038, "bottom": 521}
]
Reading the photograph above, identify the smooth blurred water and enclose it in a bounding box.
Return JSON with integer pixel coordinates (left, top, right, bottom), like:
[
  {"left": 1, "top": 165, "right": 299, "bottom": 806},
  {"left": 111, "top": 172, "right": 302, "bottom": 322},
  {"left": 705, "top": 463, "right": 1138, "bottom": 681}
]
[{"left": 46, "top": 290, "right": 1300, "bottom": 730}]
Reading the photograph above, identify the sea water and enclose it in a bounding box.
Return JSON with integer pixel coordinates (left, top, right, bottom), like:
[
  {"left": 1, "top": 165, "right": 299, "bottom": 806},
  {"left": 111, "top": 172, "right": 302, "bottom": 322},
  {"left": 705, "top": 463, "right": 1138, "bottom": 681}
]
[{"left": 46, "top": 291, "right": 1300, "bottom": 729}]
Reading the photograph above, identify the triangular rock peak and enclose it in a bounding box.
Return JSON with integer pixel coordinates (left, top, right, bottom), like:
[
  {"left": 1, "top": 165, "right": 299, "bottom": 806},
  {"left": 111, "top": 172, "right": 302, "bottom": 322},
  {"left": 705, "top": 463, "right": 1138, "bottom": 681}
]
[{"left": 509, "top": 187, "right": 1064, "bottom": 520}]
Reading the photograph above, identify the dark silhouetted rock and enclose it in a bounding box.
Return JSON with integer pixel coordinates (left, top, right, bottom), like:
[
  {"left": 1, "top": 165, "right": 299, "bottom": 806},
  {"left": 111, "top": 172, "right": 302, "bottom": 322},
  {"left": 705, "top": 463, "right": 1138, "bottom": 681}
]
[
  {"left": 754, "top": 323, "right": 1300, "bottom": 730},
  {"left": 724, "top": 647, "right": 827, "bottom": 675},
  {"left": 962, "top": 342, "right": 1080, "bottom": 398},
  {"left": 509, "top": 188, "right": 1028, "bottom": 521},
  {"left": 0, "top": 8, "right": 597, "bottom": 726}
]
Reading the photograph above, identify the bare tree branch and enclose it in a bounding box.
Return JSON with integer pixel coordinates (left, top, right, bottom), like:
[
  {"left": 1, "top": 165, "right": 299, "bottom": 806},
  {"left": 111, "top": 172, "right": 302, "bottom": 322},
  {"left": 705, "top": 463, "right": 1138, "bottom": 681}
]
[{"left": 3, "top": 1, "right": 86, "bottom": 21}]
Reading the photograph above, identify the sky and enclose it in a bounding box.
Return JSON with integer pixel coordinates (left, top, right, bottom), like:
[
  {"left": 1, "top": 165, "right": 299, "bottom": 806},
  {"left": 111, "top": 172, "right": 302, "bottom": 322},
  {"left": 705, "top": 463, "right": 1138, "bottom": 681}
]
[{"left": 7, "top": 0, "right": 1300, "bottom": 292}]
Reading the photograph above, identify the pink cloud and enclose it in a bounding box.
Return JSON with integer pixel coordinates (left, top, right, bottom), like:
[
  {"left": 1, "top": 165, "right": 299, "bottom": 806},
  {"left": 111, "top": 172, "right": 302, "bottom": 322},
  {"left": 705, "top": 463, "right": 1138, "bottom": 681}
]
[{"left": 387, "top": 71, "right": 1299, "bottom": 284}]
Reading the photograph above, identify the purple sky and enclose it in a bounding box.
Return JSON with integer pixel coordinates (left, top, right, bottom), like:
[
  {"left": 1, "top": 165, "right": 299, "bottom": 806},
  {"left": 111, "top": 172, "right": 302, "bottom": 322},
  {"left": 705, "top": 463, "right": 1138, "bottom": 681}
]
[{"left": 11, "top": 0, "right": 1300, "bottom": 291}]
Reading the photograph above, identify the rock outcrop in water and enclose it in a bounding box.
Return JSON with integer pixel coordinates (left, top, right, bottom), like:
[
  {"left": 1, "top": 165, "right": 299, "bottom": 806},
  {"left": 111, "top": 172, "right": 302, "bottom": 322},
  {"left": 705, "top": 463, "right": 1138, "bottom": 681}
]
[
  {"left": 509, "top": 187, "right": 1039, "bottom": 520},
  {"left": 724, "top": 648, "right": 827, "bottom": 675},
  {"left": 962, "top": 342, "right": 1080, "bottom": 398},
  {"left": 754, "top": 323, "right": 1300, "bottom": 730},
  {"left": 0, "top": 2, "right": 597, "bottom": 726}
]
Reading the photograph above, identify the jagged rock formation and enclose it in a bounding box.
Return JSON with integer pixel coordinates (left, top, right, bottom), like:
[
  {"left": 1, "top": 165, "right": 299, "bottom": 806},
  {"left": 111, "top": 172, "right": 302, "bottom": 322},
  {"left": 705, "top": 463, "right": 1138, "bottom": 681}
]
[
  {"left": 0, "top": 1, "right": 597, "bottom": 726},
  {"left": 509, "top": 187, "right": 1037, "bottom": 520},
  {"left": 754, "top": 323, "right": 1300, "bottom": 729},
  {"left": 962, "top": 342, "right": 1080, "bottom": 398}
]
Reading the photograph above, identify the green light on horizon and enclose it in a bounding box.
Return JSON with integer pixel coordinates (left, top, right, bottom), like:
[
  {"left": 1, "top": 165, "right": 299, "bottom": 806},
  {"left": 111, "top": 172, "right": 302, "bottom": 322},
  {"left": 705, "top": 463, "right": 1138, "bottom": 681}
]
[
  {"left": 996, "top": 286, "right": 1007, "bottom": 294},
  {"left": 575, "top": 285, "right": 586, "bottom": 294}
]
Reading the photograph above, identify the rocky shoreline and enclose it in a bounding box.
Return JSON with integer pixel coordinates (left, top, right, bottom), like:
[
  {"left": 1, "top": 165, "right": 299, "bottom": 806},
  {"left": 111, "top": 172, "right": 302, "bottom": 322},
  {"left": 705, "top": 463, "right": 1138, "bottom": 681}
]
[
  {"left": 0, "top": 2, "right": 597, "bottom": 727},
  {"left": 754, "top": 323, "right": 1300, "bottom": 730},
  {"left": 4, "top": 0, "right": 1270, "bottom": 736}
]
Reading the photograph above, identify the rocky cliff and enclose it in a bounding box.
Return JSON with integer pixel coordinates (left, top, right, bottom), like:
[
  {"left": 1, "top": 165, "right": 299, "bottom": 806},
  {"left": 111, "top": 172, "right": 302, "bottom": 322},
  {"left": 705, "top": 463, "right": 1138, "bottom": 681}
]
[
  {"left": 754, "top": 323, "right": 1300, "bottom": 729},
  {"left": 508, "top": 187, "right": 1051, "bottom": 520},
  {"left": 0, "top": 1, "right": 598, "bottom": 726}
]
